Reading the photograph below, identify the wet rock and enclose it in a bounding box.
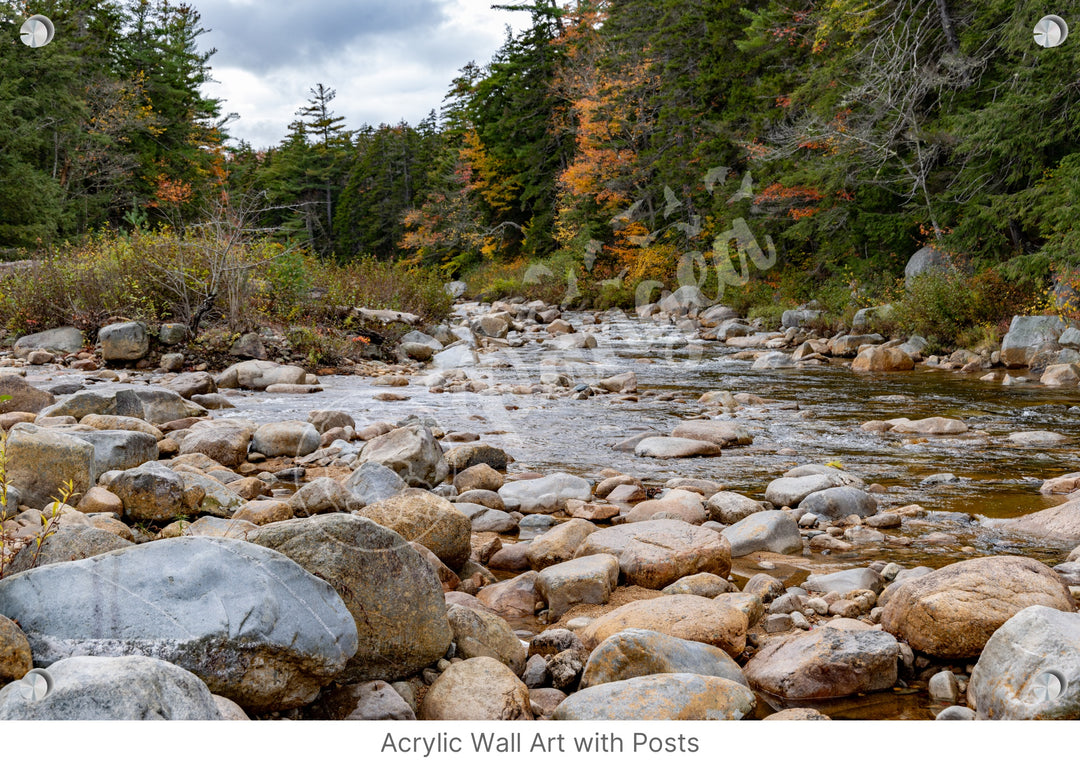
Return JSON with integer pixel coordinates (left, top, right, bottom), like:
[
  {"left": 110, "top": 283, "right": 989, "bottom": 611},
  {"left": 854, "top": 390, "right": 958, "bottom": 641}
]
[
  {"left": 419, "top": 657, "right": 532, "bottom": 720},
  {"left": 743, "top": 573, "right": 786, "bottom": 603},
  {"left": 671, "top": 420, "right": 752, "bottom": 448},
  {"left": 936, "top": 705, "right": 976, "bottom": 720},
  {"left": 161, "top": 372, "right": 216, "bottom": 400},
  {"left": 744, "top": 627, "right": 899, "bottom": 699},
  {"left": 752, "top": 352, "right": 797, "bottom": 370},
  {"left": 1008, "top": 431, "right": 1068, "bottom": 446},
  {"left": 880, "top": 556, "right": 1076, "bottom": 658},
  {"left": 721, "top": 510, "right": 802, "bottom": 556},
  {"left": 929, "top": 670, "right": 961, "bottom": 704},
  {"left": 1000, "top": 315, "right": 1067, "bottom": 368},
  {"left": 446, "top": 604, "right": 526, "bottom": 675},
  {"left": 5, "top": 424, "right": 95, "bottom": 510},
  {"left": 831, "top": 334, "right": 885, "bottom": 357},
  {"left": 251, "top": 420, "right": 320, "bottom": 458},
  {"left": 579, "top": 595, "right": 747, "bottom": 658},
  {"left": 596, "top": 372, "right": 637, "bottom": 392},
  {"left": 217, "top": 360, "right": 308, "bottom": 391},
  {"left": 706, "top": 491, "right": 765, "bottom": 524},
  {"left": 765, "top": 474, "right": 843, "bottom": 508},
  {"left": 357, "top": 425, "right": 447, "bottom": 488},
  {"left": 799, "top": 486, "right": 878, "bottom": 519},
  {"left": 0, "top": 537, "right": 358, "bottom": 712},
  {"left": 580, "top": 628, "right": 747, "bottom": 690},
  {"left": 968, "top": 605, "right": 1080, "bottom": 719},
  {"left": 888, "top": 417, "right": 969, "bottom": 435},
  {"left": 536, "top": 554, "right": 620, "bottom": 619},
  {"left": 852, "top": 346, "right": 914, "bottom": 372},
  {"left": 1042, "top": 363, "right": 1080, "bottom": 387},
  {"left": 307, "top": 410, "right": 355, "bottom": 434},
  {"left": 660, "top": 286, "right": 711, "bottom": 317},
  {"left": 574, "top": 520, "right": 732, "bottom": 590},
  {"left": 499, "top": 473, "right": 592, "bottom": 514},
  {"left": 0, "top": 655, "right": 221, "bottom": 720},
  {"left": 62, "top": 429, "right": 158, "bottom": 474},
  {"left": 634, "top": 436, "right": 722, "bottom": 459},
  {"left": 358, "top": 490, "right": 471, "bottom": 571},
  {"left": 553, "top": 673, "right": 755, "bottom": 720},
  {"left": 472, "top": 314, "right": 511, "bottom": 339}
]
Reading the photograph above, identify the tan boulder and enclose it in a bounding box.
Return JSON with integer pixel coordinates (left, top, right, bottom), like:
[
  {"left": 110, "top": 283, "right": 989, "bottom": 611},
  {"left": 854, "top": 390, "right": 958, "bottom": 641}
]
[
  {"left": 579, "top": 594, "right": 747, "bottom": 658},
  {"left": 880, "top": 556, "right": 1076, "bottom": 658},
  {"left": 420, "top": 657, "right": 532, "bottom": 720},
  {"left": 573, "top": 520, "right": 731, "bottom": 590}
]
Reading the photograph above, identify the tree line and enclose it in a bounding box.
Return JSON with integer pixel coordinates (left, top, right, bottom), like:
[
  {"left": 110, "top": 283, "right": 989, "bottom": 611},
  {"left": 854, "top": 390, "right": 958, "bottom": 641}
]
[{"left": 3, "top": 0, "right": 1078, "bottom": 293}]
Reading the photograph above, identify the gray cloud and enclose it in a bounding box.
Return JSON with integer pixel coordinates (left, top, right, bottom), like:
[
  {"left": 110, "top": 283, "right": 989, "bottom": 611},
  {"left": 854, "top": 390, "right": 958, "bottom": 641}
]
[{"left": 197, "top": 0, "right": 447, "bottom": 73}]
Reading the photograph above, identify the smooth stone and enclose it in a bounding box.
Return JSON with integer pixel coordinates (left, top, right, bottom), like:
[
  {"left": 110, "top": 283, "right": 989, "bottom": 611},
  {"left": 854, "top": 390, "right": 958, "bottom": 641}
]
[
  {"left": 579, "top": 595, "right": 747, "bottom": 658},
  {"left": 553, "top": 673, "right": 755, "bottom": 720}
]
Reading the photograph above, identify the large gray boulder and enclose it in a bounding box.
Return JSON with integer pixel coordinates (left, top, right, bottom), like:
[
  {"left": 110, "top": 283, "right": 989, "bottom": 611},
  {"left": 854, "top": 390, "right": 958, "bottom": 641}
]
[
  {"left": 247, "top": 514, "right": 451, "bottom": 683},
  {"left": 217, "top": 360, "right": 308, "bottom": 390},
  {"left": 0, "top": 537, "right": 358, "bottom": 712},
  {"left": 98, "top": 322, "right": 149, "bottom": 362},
  {"left": 5, "top": 424, "right": 95, "bottom": 510},
  {"left": 904, "top": 246, "right": 952, "bottom": 287},
  {"left": 969, "top": 606, "right": 1080, "bottom": 719},
  {"left": 250, "top": 420, "right": 320, "bottom": 458},
  {"left": 13, "top": 326, "right": 84, "bottom": 359},
  {"left": 61, "top": 429, "right": 158, "bottom": 474},
  {"left": 357, "top": 425, "right": 447, "bottom": 488},
  {"left": 1001, "top": 315, "right": 1067, "bottom": 368},
  {"left": 721, "top": 510, "right": 802, "bottom": 556},
  {"left": 344, "top": 462, "right": 407, "bottom": 507},
  {"left": 498, "top": 473, "right": 592, "bottom": 514},
  {"left": 0, "top": 655, "right": 222, "bottom": 720},
  {"left": 799, "top": 486, "right": 878, "bottom": 519}
]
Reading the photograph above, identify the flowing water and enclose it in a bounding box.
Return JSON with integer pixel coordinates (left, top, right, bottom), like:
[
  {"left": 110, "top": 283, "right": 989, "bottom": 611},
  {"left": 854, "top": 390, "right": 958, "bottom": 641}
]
[
  {"left": 221, "top": 305, "right": 1080, "bottom": 566},
  {"left": 213, "top": 304, "right": 1079, "bottom": 720}
]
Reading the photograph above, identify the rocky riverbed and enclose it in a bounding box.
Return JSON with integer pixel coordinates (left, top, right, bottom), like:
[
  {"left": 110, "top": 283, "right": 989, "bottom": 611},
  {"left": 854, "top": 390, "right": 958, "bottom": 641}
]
[{"left": 1, "top": 294, "right": 1080, "bottom": 720}]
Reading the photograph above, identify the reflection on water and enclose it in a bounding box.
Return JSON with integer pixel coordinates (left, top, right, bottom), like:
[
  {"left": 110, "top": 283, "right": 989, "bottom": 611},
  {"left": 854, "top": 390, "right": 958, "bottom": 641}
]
[{"left": 220, "top": 306, "right": 1080, "bottom": 568}]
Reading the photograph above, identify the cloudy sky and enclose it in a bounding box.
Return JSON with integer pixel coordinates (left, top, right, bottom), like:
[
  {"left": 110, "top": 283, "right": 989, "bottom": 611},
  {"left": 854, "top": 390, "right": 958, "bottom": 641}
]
[{"left": 194, "top": 0, "right": 529, "bottom": 149}]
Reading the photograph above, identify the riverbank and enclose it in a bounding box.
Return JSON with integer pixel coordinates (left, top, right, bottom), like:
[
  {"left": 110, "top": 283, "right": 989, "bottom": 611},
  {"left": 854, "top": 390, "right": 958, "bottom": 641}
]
[{"left": 1, "top": 294, "right": 1079, "bottom": 720}]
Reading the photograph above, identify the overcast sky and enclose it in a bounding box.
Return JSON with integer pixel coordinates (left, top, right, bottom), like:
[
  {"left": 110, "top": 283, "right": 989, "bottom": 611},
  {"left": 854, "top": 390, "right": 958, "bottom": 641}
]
[{"left": 194, "top": 0, "right": 529, "bottom": 149}]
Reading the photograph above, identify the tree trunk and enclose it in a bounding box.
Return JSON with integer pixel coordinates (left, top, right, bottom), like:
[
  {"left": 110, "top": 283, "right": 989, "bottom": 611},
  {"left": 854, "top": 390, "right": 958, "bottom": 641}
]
[{"left": 934, "top": 0, "right": 960, "bottom": 55}]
